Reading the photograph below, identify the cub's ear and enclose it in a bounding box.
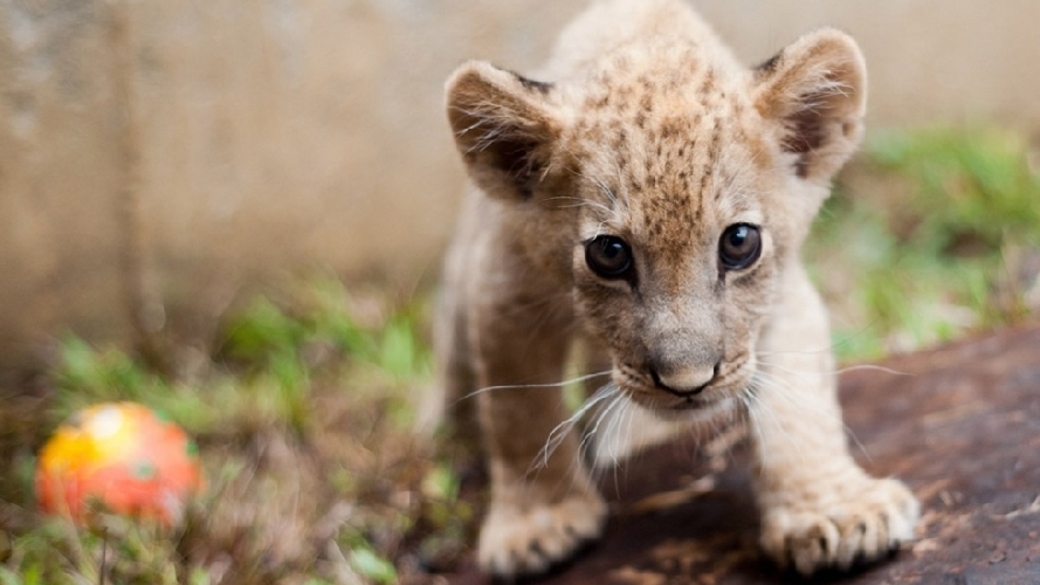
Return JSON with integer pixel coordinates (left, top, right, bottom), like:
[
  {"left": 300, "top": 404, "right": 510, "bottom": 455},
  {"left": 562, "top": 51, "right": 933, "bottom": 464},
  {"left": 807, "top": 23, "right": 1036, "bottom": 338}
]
[
  {"left": 752, "top": 28, "right": 867, "bottom": 183},
  {"left": 445, "top": 61, "right": 561, "bottom": 199}
]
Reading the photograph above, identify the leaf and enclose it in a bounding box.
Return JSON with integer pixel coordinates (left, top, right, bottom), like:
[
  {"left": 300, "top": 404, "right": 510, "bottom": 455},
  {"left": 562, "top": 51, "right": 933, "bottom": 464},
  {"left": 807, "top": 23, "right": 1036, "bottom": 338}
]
[{"left": 349, "top": 547, "right": 397, "bottom": 584}]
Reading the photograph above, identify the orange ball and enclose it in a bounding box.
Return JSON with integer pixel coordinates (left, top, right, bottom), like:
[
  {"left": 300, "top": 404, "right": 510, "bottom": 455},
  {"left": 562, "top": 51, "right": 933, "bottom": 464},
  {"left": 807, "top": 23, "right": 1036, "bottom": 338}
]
[{"left": 36, "top": 402, "right": 203, "bottom": 526}]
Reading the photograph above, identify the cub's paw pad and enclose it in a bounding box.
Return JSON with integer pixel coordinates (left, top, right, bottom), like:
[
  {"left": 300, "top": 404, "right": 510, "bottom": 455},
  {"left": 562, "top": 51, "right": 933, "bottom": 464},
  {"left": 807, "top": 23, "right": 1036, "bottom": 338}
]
[
  {"left": 478, "top": 493, "right": 607, "bottom": 578},
  {"left": 761, "top": 478, "right": 919, "bottom": 576}
]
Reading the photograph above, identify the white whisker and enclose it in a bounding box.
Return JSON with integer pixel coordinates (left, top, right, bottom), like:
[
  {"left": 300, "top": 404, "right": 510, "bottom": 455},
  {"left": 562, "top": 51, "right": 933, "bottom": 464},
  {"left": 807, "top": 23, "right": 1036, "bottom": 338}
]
[
  {"left": 530, "top": 384, "right": 619, "bottom": 475},
  {"left": 581, "top": 390, "right": 628, "bottom": 464},
  {"left": 834, "top": 364, "right": 912, "bottom": 377},
  {"left": 755, "top": 355, "right": 911, "bottom": 379},
  {"left": 455, "top": 369, "right": 613, "bottom": 405}
]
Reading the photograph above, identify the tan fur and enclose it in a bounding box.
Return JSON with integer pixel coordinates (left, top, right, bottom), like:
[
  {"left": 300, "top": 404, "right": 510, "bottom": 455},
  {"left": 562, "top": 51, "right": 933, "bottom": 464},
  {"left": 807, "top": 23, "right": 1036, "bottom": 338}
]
[{"left": 435, "top": 0, "right": 919, "bottom": 577}]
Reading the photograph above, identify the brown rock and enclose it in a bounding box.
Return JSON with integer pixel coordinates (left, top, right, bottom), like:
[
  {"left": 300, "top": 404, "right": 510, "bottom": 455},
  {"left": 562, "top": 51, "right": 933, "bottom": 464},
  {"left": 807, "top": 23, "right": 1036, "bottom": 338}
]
[{"left": 447, "top": 325, "right": 1040, "bottom": 584}]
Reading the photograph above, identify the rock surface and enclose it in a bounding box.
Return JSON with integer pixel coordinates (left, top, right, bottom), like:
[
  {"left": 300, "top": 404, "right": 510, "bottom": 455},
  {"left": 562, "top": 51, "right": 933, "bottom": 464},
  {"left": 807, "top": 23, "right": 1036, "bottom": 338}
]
[{"left": 446, "top": 325, "right": 1040, "bottom": 584}]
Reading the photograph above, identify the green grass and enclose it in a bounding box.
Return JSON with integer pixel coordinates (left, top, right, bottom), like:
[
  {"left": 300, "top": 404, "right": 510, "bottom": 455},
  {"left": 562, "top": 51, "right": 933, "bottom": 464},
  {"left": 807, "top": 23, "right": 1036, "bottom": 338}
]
[
  {"left": 808, "top": 125, "right": 1039, "bottom": 360},
  {"left": 0, "top": 125, "right": 1038, "bottom": 583},
  {"left": 0, "top": 278, "right": 472, "bottom": 584}
]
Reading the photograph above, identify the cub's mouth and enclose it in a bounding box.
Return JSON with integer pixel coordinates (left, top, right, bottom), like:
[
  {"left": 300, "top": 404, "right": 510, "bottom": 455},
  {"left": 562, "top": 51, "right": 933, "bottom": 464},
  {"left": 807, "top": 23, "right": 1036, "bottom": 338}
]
[
  {"left": 625, "top": 390, "right": 741, "bottom": 424},
  {"left": 612, "top": 359, "right": 755, "bottom": 418}
]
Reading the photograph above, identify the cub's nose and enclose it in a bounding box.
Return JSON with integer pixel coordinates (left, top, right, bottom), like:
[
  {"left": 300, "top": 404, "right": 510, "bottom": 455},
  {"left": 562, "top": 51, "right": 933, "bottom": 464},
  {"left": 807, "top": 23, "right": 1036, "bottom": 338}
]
[{"left": 650, "top": 362, "right": 720, "bottom": 396}]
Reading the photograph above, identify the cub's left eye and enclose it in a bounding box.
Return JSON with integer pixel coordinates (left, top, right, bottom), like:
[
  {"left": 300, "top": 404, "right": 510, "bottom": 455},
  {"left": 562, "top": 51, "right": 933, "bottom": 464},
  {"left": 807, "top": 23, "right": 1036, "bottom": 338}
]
[
  {"left": 718, "top": 223, "right": 762, "bottom": 271},
  {"left": 585, "top": 235, "right": 633, "bottom": 279}
]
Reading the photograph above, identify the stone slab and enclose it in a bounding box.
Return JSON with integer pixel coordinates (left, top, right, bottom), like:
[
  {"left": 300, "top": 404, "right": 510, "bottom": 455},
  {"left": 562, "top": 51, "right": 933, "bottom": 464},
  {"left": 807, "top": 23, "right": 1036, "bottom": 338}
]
[{"left": 446, "top": 325, "right": 1040, "bottom": 584}]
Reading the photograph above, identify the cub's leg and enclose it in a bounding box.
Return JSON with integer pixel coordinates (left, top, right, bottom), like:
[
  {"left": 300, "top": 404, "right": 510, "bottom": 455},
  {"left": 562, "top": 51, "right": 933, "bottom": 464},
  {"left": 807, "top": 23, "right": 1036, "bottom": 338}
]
[
  {"left": 423, "top": 237, "right": 480, "bottom": 448},
  {"left": 472, "top": 275, "right": 607, "bottom": 577},
  {"left": 750, "top": 267, "right": 919, "bottom": 575}
]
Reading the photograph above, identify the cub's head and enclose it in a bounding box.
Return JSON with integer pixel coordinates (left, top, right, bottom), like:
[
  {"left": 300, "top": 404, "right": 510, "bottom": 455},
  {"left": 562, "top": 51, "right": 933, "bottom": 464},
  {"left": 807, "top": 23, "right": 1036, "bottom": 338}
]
[{"left": 445, "top": 30, "right": 865, "bottom": 415}]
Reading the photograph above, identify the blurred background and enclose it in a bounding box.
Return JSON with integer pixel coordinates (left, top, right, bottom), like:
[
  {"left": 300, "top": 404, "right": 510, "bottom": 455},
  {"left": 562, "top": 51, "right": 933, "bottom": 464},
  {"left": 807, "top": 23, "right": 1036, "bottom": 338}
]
[
  {"left": 3, "top": 0, "right": 1039, "bottom": 371},
  {"left": 0, "top": 1, "right": 1038, "bottom": 583}
]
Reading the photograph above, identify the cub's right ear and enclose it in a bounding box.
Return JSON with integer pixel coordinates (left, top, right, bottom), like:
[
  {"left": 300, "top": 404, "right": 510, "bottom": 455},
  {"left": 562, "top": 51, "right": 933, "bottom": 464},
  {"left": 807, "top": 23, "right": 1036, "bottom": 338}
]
[
  {"left": 752, "top": 29, "right": 867, "bottom": 184},
  {"left": 445, "top": 61, "right": 562, "bottom": 199}
]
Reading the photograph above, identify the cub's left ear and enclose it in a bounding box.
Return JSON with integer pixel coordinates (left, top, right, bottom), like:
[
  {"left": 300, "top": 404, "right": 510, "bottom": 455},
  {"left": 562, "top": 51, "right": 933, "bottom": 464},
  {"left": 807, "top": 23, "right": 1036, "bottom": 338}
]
[{"left": 752, "top": 28, "right": 867, "bottom": 183}]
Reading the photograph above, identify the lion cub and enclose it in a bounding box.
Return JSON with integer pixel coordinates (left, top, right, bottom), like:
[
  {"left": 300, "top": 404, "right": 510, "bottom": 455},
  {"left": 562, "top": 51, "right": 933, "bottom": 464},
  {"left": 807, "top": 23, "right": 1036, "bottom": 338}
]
[{"left": 435, "top": 0, "right": 919, "bottom": 578}]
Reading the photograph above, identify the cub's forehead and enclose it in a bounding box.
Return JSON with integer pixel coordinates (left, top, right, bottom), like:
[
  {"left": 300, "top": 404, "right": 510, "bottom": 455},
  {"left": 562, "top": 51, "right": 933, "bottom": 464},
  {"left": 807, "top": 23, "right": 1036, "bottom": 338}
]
[
  {"left": 565, "top": 97, "right": 771, "bottom": 243},
  {"left": 562, "top": 40, "right": 758, "bottom": 140},
  {"left": 573, "top": 153, "right": 766, "bottom": 248},
  {"left": 557, "top": 43, "right": 780, "bottom": 243}
]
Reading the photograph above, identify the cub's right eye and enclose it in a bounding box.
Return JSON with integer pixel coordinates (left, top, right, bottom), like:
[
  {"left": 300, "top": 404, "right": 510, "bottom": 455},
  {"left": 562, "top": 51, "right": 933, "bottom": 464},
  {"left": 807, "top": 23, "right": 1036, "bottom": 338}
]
[{"left": 585, "top": 235, "right": 633, "bottom": 279}]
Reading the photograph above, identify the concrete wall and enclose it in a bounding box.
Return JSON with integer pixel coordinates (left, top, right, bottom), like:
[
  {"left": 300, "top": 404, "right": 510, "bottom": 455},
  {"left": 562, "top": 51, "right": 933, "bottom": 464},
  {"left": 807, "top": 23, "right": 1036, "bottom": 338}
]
[{"left": 1, "top": 0, "right": 1037, "bottom": 369}]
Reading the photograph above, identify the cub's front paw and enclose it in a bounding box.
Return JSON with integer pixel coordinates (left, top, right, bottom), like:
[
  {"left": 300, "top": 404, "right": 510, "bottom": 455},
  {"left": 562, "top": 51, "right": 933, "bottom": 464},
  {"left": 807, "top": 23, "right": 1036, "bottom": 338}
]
[
  {"left": 478, "top": 490, "right": 607, "bottom": 578},
  {"left": 760, "top": 477, "right": 919, "bottom": 576}
]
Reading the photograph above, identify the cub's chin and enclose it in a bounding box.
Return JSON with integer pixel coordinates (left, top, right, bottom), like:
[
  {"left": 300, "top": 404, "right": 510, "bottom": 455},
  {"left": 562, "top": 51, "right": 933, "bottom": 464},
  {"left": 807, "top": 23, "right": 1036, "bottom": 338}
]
[{"left": 585, "top": 391, "right": 742, "bottom": 468}]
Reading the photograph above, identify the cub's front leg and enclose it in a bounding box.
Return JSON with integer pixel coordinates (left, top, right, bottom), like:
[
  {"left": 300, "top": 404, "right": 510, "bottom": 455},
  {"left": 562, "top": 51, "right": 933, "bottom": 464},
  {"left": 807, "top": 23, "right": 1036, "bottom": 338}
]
[
  {"left": 468, "top": 266, "right": 606, "bottom": 577},
  {"left": 750, "top": 270, "right": 919, "bottom": 575}
]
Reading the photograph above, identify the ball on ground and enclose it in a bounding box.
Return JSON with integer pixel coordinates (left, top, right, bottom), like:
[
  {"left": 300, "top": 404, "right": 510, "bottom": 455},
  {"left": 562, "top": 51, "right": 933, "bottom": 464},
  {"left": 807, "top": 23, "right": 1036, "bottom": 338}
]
[{"left": 36, "top": 402, "right": 203, "bottom": 526}]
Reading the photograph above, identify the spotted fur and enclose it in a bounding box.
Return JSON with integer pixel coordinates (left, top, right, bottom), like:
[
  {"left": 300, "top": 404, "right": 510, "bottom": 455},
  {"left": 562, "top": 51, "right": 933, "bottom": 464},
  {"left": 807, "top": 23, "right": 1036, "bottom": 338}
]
[{"left": 433, "top": 0, "right": 919, "bottom": 577}]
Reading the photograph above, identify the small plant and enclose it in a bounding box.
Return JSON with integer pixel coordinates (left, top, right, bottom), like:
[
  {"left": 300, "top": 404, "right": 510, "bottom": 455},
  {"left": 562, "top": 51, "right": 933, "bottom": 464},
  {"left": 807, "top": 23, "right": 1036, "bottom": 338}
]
[
  {"left": 870, "top": 126, "right": 1040, "bottom": 252},
  {"left": 809, "top": 125, "right": 1039, "bottom": 359},
  {"left": 3, "top": 276, "right": 440, "bottom": 584}
]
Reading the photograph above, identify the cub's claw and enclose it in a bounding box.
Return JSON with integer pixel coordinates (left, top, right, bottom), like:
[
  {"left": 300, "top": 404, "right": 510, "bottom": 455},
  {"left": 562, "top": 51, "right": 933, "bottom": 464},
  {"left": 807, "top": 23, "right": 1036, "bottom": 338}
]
[
  {"left": 478, "top": 491, "right": 607, "bottom": 578},
  {"left": 760, "top": 477, "right": 919, "bottom": 576}
]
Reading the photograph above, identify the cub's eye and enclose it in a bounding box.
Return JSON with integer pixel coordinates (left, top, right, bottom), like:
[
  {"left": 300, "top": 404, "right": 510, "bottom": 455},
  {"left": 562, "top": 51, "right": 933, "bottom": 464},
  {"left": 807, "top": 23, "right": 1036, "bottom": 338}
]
[
  {"left": 585, "top": 235, "right": 633, "bottom": 279},
  {"left": 719, "top": 223, "right": 762, "bottom": 271}
]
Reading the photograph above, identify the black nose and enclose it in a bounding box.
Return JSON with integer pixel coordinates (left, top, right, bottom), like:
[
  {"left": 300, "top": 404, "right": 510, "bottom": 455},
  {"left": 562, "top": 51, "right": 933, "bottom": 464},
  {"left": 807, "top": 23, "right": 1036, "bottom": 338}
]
[{"left": 650, "top": 361, "right": 721, "bottom": 397}]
